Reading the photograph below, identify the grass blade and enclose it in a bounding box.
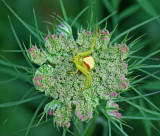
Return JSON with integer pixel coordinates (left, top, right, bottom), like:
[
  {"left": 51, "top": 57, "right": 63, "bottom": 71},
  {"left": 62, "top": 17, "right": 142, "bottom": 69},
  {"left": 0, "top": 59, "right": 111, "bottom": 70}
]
[
  {"left": 129, "top": 55, "right": 160, "bottom": 61},
  {"left": 0, "top": 77, "right": 18, "bottom": 84},
  {"left": 136, "top": 50, "right": 160, "bottom": 65},
  {"left": 3, "top": 87, "right": 34, "bottom": 125},
  {"left": 3, "top": 0, "right": 43, "bottom": 43},
  {"left": 11, "top": 118, "right": 52, "bottom": 135},
  {"left": 82, "top": 114, "right": 97, "bottom": 136},
  {"left": 108, "top": 118, "right": 112, "bottom": 136},
  {"left": 33, "top": 9, "right": 41, "bottom": 47},
  {"left": 116, "top": 90, "right": 160, "bottom": 103},
  {"left": 59, "top": 0, "right": 68, "bottom": 22},
  {"left": 112, "top": 15, "right": 160, "bottom": 43},
  {"left": 126, "top": 101, "right": 160, "bottom": 116},
  {"left": 96, "top": 11, "right": 117, "bottom": 26},
  {"left": 25, "top": 98, "right": 47, "bottom": 136},
  {"left": 0, "top": 59, "right": 31, "bottom": 70},
  {"left": 130, "top": 85, "right": 160, "bottom": 111},
  {"left": 136, "top": 0, "right": 160, "bottom": 22},
  {"left": 111, "top": 121, "right": 128, "bottom": 136},
  {"left": 123, "top": 116, "right": 160, "bottom": 120},
  {"left": 71, "top": 5, "right": 90, "bottom": 27},
  {"left": 131, "top": 70, "right": 160, "bottom": 85},
  {"left": 0, "top": 95, "right": 44, "bottom": 108},
  {"left": 1, "top": 50, "right": 25, "bottom": 53},
  {"left": 134, "top": 65, "right": 160, "bottom": 69},
  {"left": 8, "top": 16, "right": 34, "bottom": 69},
  {"left": 118, "top": 4, "right": 140, "bottom": 22},
  {"left": 136, "top": 69, "right": 160, "bottom": 80}
]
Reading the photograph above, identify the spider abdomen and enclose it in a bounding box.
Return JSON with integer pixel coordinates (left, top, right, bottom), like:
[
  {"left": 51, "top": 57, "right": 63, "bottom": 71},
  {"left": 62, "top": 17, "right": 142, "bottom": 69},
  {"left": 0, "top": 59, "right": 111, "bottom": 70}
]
[{"left": 83, "top": 56, "right": 95, "bottom": 70}]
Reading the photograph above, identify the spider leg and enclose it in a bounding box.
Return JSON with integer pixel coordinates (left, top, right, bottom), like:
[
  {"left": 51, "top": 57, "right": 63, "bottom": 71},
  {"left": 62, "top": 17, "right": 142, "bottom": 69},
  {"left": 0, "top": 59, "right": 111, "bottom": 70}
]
[
  {"left": 69, "top": 49, "right": 78, "bottom": 53},
  {"left": 68, "top": 68, "right": 78, "bottom": 74},
  {"left": 75, "top": 63, "right": 91, "bottom": 92},
  {"left": 77, "top": 26, "right": 97, "bottom": 57}
]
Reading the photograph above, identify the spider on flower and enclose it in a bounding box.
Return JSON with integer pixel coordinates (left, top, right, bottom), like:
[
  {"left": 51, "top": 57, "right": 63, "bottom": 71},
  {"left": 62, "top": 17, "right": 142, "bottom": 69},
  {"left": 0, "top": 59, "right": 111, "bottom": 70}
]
[{"left": 69, "top": 27, "right": 97, "bottom": 92}]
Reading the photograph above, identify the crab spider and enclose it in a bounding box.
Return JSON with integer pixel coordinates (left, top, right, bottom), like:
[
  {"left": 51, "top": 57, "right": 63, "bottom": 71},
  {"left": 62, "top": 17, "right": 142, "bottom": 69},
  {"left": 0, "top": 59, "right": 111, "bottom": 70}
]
[{"left": 69, "top": 27, "right": 97, "bottom": 92}]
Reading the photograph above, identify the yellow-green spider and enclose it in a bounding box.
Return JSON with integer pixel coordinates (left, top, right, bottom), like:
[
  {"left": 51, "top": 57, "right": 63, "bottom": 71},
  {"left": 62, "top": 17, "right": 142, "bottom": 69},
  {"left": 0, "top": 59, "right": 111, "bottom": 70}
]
[{"left": 69, "top": 27, "right": 97, "bottom": 92}]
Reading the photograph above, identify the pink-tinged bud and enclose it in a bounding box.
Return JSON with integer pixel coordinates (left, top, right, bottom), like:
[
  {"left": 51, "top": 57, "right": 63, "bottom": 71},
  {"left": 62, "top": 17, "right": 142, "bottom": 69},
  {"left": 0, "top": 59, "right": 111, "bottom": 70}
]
[
  {"left": 33, "top": 77, "right": 38, "bottom": 81},
  {"left": 60, "top": 115, "right": 63, "bottom": 119},
  {"left": 67, "top": 122, "right": 70, "bottom": 128},
  {"left": 35, "top": 56, "right": 37, "bottom": 59},
  {"left": 121, "top": 82, "right": 128, "bottom": 87},
  {"left": 29, "top": 48, "right": 33, "bottom": 53},
  {"left": 122, "top": 59, "right": 125, "bottom": 63},
  {"left": 113, "top": 110, "right": 117, "bottom": 113},
  {"left": 34, "top": 46, "right": 38, "bottom": 50},
  {"left": 40, "top": 84, "right": 42, "bottom": 88},
  {"left": 99, "top": 30, "right": 103, "bottom": 33},
  {"left": 45, "top": 36, "right": 49, "bottom": 41},
  {"left": 59, "top": 34, "right": 62, "bottom": 38},
  {"left": 110, "top": 92, "right": 114, "bottom": 97},
  {"left": 32, "top": 53, "right": 35, "bottom": 56},
  {"left": 119, "top": 44, "right": 122, "bottom": 49},
  {"left": 121, "top": 75, "right": 125, "bottom": 81},
  {"left": 35, "top": 82, "right": 39, "bottom": 86},
  {"left": 48, "top": 110, "right": 53, "bottom": 115},
  {"left": 110, "top": 112, "right": 114, "bottom": 115},
  {"left": 114, "top": 104, "right": 119, "bottom": 108},
  {"left": 76, "top": 111, "right": 81, "bottom": 117},
  {"left": 104, "top": 37, "right": 106, "bottom": 40},
  {"left": 115, "top": 113, "right": 122, "bottom": 119},
  {"left": 59, "top": 24, "right": 62, "bottom": 27},
  {"left": 114, "top": 92, "right": 117, "bottom": 97},
  {"left": 52, "top": 34, "right": 56, "bottom": 39},
  {"left": 81, "top": 115, "right": 85, "bottom": 121},
  {"left": 86, "top": 115, "right": 90, "bottom": 118},
  {"left": 39, "top": 75, "right": 42, "bottom": 80},
  {"left": 121, "top": 48, "right": 125, "bottom": 53},
  {"left": 87, "top": 31, "right": 91, "bottom": 35},
  {"left": 105, "top": 30, "right": 109, "bottom": 35},
  {"left": 106, "top": 95, "right": 109, "bottom": 98},
  {"left": 124, "top": 64, "right": 128, "bottom": 67},
  {"left": 88, "top": 112, "right": 91, "bottom": 115}
]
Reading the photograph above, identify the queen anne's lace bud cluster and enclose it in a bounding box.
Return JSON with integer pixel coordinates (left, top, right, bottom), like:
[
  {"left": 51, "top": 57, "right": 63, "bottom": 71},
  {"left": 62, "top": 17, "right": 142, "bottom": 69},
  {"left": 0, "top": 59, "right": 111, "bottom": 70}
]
[
  {"left": 28, "top": 45, "right": 47, "bottom": 65},
  {"left": 53, "top": 103, "right": 72, "bottom": 128},
  {"left": 105, "top": 100, "right": 122, "bottom": 119},
  {"left": 28, "top": 25, "right": 130, "bottom": 128}
]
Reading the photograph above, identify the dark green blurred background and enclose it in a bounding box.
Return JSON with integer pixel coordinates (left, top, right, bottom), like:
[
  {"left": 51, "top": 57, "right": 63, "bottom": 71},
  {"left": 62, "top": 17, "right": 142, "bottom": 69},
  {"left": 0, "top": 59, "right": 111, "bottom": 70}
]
[{"left": 0, "top": 0, "right": 160, "bottom": 136}]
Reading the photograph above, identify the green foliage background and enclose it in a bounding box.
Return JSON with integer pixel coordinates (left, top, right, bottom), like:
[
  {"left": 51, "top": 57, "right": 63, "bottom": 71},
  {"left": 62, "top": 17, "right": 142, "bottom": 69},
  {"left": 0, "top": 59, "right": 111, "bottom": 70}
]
[{"left": 0, "top": 0, "right": 160, "bottom": 136}]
